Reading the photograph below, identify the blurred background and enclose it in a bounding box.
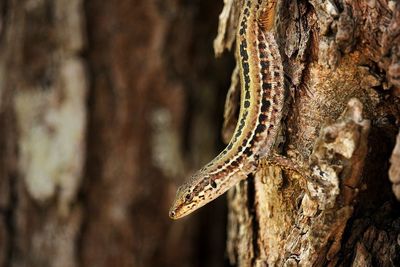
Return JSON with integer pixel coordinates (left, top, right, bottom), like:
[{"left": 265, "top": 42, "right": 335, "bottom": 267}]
[{"left": 0, "top": 0, "right": 234, "bottom": 266}]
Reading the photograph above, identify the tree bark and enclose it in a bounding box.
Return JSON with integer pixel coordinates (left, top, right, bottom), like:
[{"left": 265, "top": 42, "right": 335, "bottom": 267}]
[
  {"left": 0, "top": 0, "right": 231, "bottom": 267},
  {"left": 216, "top": 0, "right": 400, "bottom": 266},
  {"left": 1, "top": 0, "right": 400, "bottom": 266}
]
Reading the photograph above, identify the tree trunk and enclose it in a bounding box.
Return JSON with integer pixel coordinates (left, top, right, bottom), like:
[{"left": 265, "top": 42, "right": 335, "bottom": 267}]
[
  {"left": 1, "top": 0, "right": 399, "bottom": 266},
  {"left": 0, "top": 0, "right": 230, "bottom": 267},
  {"left": 218, "top": 0, "right": 400, "bottom": 266}
]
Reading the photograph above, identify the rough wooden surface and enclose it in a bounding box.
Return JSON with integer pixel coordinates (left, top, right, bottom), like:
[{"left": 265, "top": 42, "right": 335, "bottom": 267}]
[
  {"left": 0, "top": 1, "right": 232, "bottom": 267},
  {"left": 1, "top": 0, "right": 399, "bottom": 266},
  {"left": 216, "top": 0, "right": 400, "bottom": 266}
]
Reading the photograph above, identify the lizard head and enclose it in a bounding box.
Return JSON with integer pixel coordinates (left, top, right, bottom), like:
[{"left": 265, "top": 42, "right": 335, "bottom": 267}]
[
  {"left": 169, "top": 171, "right": 219, "bottom": 220},
  {"left": 168, "top": 183, "right": 196, "bottom": 220}
]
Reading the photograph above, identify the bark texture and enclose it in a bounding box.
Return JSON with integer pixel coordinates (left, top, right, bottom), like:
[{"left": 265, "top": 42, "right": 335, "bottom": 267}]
[
  {"left": 0, "top": 0, "right": 231, "bottom": 267},
  {"left": 215, "top": 0, "right": 400, "bottom": 266},
  {"left": 1, "top": 0, "right": 400, "bottom": 266}
]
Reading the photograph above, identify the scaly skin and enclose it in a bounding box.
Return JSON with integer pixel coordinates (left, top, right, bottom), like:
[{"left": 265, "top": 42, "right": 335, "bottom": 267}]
[{"left": 169, "top": 0, "right": 284, "bottom": 219}]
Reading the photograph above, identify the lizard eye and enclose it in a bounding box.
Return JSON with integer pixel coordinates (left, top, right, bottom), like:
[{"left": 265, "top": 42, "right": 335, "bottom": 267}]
[
  {"left": 210, "top": 180, "right": 217, "bottom": 188},
  {"left": 185, "top": 193, "right": 193, "bottom": 202}
]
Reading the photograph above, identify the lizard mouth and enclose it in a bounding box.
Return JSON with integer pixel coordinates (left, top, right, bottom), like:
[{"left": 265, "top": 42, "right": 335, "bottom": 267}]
[{"left": 169, "top": 202, "right": 188, "bottom": 220}]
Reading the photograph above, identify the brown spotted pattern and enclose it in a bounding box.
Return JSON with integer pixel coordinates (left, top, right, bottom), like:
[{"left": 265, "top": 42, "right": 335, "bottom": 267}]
[{"left": 169, "top": 0, "right": 285, "bottom": 219}]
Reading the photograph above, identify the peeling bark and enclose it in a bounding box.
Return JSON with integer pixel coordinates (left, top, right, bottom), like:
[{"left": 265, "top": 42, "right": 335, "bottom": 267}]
[
  {"left": 1, "top": 0, "right": 399, "bottom": 266},
  {"left": 217, "top": 0, "right": 400, "bottom": 266}
]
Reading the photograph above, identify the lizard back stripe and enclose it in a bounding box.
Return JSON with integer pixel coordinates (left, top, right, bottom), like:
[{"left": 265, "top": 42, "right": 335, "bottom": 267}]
[
  {"left": 169, "top": 0, "right": 286, "bottom": 219},
  {"left": 191, "top": 0, "right": 284, "bottom": 192}
]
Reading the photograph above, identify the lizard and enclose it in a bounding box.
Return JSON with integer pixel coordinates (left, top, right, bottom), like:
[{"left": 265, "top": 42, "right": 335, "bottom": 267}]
[{"left": 169, "top": 0, "right": 284, "bottom": 219}]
